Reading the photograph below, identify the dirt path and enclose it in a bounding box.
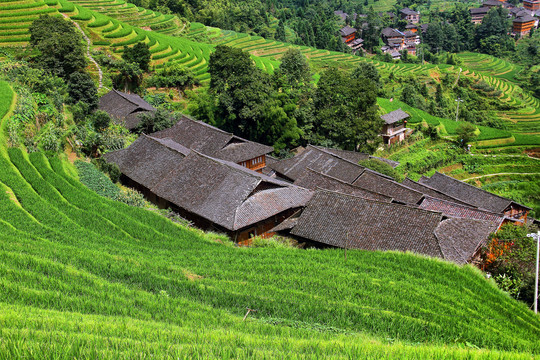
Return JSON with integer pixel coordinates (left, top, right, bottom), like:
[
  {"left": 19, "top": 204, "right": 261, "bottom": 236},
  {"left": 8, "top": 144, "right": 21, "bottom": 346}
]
[
  {"left": 63, "top": 14, "right": 103, "bottom": 89},
  {"left": 463, "top": 172, "right": 539, "bottom": 180}
]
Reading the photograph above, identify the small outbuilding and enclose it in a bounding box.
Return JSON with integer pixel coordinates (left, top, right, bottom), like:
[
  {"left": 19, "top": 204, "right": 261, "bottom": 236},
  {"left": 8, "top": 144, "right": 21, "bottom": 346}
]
[{"left": 98, "top": 89, "right": 156, "bottom": 130}]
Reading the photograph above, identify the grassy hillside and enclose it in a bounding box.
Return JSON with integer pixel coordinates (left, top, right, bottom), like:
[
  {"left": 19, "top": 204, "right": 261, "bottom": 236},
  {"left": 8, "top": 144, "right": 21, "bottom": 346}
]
[
  {"left": 2, "top": 0, "right": 539, "bottom": 136},
  {"left": 0, "top": 82, "right": 539, "bottom": 358}
]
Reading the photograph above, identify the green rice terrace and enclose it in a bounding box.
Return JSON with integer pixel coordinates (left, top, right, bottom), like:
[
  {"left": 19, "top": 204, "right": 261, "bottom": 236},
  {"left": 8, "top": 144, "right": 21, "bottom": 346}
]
[
  {"left": 0, "top": 80, "right": 540, "bottom": 358},
  {"left": 2, "top": 0, "right": 540, "bottom": 138}
]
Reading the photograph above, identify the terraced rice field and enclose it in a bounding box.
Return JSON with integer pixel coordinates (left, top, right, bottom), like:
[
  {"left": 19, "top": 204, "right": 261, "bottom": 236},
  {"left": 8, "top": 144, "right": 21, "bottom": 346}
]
[
  {"left": 0, "top": 0, "right": 62, "bottom": 45},
  {"left": 0, "top": 82, "right": 539, "bottom": 358}
]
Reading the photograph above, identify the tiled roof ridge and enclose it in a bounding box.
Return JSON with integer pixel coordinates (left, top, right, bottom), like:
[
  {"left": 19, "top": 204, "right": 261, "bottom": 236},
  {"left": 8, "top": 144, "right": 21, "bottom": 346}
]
[
  {"left": 305, "top": 167, "right": 393, "bottom": 197},
  {"left": 309, "top": 145, "right": 368, "bottom": 167},
  {"left": 189, "top": 149, "right": 292, "bottom": 188},
  {"left": 404, "top": 177, "right": 477, "bottom": 207},
  {"left": 315, "top": 188, "right": 439, "bottom": 216},
  {"left": 144, "top": 134, "right": 190, "bottom": 156},
  {"left": 359, "top": 170, "right": 425, "bottom": 200},
  {"left": 422, "top": 194, "right": 500, "bottom": 216},
  {"left": 112, "top": 89, "right": 152, "bottom": 110},
  {"left": 430, "top": 172, "right": 517, "bottom": 208}
]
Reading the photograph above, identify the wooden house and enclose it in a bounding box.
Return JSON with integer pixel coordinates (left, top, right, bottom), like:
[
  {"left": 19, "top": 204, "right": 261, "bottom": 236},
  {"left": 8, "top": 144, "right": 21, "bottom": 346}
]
[
  {"left": 380, "top": 108, "right": 409, "bottom": 145},
  {"left": 419, "top": 172, "right": 531, "bottom": 222},
  {"left": 483, "top": 0, "right": 504, "bottom": 8},
  {"left": 524, "top": 0, "right": 540, "bottom": 11},
  {"left": 339, "top": 25, "right": 357, "bottom": 43},
  {"left": 151, "top": 114, "right": 273, "bottom": 172},
  {"left": 98, "top": 89, "right": 156, "bottom": 130},
  {"left": 512, "top": 14, "right": 536, "bottom": 35},
  {"left": 381, "top": 27, "right": 405, "bottom": 48},
  {"left": 470, "top": 7, "right": 490, "bottom": 24},
  {"left": 400, "top": 8, "right": 420, "bottom": 23},
  {"left": 105, "top": 135, "right": 312, "bottom": 244},
  {"left": 273, "top": 190, "right": 499, "bottom": 265}
]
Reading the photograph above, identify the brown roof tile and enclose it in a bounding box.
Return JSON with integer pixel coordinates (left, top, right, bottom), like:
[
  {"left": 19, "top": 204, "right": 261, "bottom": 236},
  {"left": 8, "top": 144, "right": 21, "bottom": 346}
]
[
  {"left": 419, "top": 196, "right": 504, "bottom": 225},
  {"left": 352, "top": 171, "right": 424, "bottom": 204},
  {"left": 294, "top": 168, "right": 393, "bottom": 202},
  {"left": 419, "top": 172, "right": 529, "bottom": 213},
  {"left": 435, "top": 218, "right": 499, "bottom": 264},
  {"left": 269, "top": 145, "right": 367, "bottom": 182},
  {"left": 402, "top": 178, "right": 475, "bottom": 206},
  {"left": 290, "top": 190, "right": 443, "bottom": 257},
  {"left": 151, "top": 115, "right": 273, "bottom": 163}
]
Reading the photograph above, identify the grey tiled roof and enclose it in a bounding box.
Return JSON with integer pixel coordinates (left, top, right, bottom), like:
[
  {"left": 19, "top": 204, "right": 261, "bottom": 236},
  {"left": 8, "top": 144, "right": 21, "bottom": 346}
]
[
  {"left": 268, "top": 145, "right": 367, "bottom": 183},
  {"left": 419, "top": 196, "right": 504, "bottom": 225},
  {"left": 104, "top": 134, "right": 187, "bottom": 187},
  {"left": 352, "top": 170, "right": 424, "bottom": 205},
  {"left": 340, "top": 26, "right": 357, "bottom": 36},
  {"left": 380, "top": 108, "right": 409, "bottom": 124},
  {"left": 293, "top": 168, "right": 393, "bottom": 202},
  {"left": 402, "top": 178, "right": 475, "bottom": 206},
  {"left": 382, "top": 27, "right": 404, "bottom": 38},
  {"left": 148, "top": 151, "right": 311, "bottom": 231},
  {"left": 470, "top": 7, "right": 490, "bottom": 14},
  {"left": 151, "top": 115, "right": 273, "bottom": 163},
  {"left": 98, "top": 89, "right": 156, "bottom": 130},
  {"left": 435, "top": 218, "right": 499, "bottom": 264},
  {"left": 290, "top": 190, "right": 443, "bottom": 257},
  {"left": 400, "top": 7, "right": 419, "bottom": 15},
  {"left": 514, "top": 14, "right": 536, "bottom": 22},
  {"left": 419, "top": 172, "right": 529, "bottom": 213}
]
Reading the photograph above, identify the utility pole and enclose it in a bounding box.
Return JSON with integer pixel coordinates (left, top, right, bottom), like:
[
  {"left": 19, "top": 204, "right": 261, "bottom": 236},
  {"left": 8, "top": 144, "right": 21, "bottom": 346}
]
[
  {"left": 527, "top": 231, "right": 540, "bottom": 314},
  {"left": 455, "top": 97, "right": 463, "bottom": 122}
]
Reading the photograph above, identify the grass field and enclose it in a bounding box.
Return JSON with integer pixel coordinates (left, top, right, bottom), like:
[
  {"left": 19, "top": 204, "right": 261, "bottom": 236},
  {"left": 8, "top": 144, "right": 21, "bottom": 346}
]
[{"left": 0, "top": 82, "right": 539, "bottom": 358}]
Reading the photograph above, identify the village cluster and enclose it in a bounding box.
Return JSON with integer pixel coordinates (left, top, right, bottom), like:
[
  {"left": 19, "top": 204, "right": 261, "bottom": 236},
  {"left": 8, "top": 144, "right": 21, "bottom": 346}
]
[
  {"left": 337, "top": 0, "right": 540, "bottom": 59},
  {"left": 99, "top": 89, "right": 533, "bottom": 266}
]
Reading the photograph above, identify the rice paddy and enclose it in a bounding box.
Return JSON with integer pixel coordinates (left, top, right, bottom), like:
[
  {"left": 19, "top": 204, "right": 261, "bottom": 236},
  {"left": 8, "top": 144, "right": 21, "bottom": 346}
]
[{"left": 0, "top": 81, "right": 539, "bottom": 358}]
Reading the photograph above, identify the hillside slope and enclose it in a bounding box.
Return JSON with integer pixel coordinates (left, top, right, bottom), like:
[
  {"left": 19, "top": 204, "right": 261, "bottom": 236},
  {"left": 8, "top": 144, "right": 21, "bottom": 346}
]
[{"left": 0, "top": 82, "right": 539, "bottom": 358}]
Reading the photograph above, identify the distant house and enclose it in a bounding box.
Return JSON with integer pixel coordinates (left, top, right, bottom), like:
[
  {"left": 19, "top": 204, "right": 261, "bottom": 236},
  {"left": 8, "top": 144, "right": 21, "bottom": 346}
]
[
  {"left": 400, "top": 8, "right": 420, "bottom": 23},
  {"left": 273, "top": 190, "right": 499, "bottom": 265},
  {"left": 98, "top": 89, "right": 156, "bottom": 130},
  {"left": 339, "top": 25, "right": 357, "bottom": 43},
  {"left": 381, "top": 27, "right": 405, "bottom": 46},
  {"left": 483, "top": 0, "right": 504, "bottom": 8},
  {"left": 380, "top": 108, "right": 409, "bottom": 145},
  {"left": 349, "top": 38, "right": 364, "bottom": 52},
  {"left": 405, "top": 23, "right": 418, "bottom": 33},
  {"left": 470, "top": 7, "right": 490, "bottom": 24},
  {"left": 419, "top": 172, "right": 531, "bottom": 221},
  {"left": 151, "top": 115, "right": 273, "bottom": 172},
  {"left": 105, "top": 135, "right": 312, "bottom": 244},
  {"left": 524, "top": 0, "right": 540, "bottom": 11},
  {"left": 512, "top": 14, "right": 537, "bottom": 35}
]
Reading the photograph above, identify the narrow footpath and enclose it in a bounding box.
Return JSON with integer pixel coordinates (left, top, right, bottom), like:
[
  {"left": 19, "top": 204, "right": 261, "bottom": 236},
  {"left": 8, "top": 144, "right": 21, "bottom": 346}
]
[{"left": 62, "top": 14, "right": 103, "bottom": 89}]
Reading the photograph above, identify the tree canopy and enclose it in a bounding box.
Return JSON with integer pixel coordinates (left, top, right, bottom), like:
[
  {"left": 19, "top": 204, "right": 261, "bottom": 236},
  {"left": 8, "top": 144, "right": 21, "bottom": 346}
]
[
  {"left": 29, "top": 15, "right": 86, "bottom": 78},
  {"left": 123, "top": 42, "right": 151, "bottom": 72}
]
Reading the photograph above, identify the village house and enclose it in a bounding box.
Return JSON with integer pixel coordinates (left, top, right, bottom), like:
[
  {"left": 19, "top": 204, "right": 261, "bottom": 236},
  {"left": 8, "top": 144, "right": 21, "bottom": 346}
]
[
  {"left": 380, "top": 108, "right": 409, "bottom": 145},
  {"left": 339, "top": 25, "right": 357, "bottom": 44},
  {"left": 272, "top": 190, "right": 499, "bottom": 265},
  {"left": 151, "top": 114, "right": 273, "bottom": 172},
  {"left": 483, "top": 0, "right": 504, "bottom": 9},
  {"left": 105, "top": 134, "right": 313, "bottom": 244},
  {"left": 512, "top": 14, "right": 537, "bottom": 36},
  {"left": 524, "top": 0, "right": 540, "bottom": 11},
  {"left": 268, "top": 145, "right": 424, "bottom": 205},
  {"left": 98, "top": 89, "right": 156, "bottom": 130},
  {"left": 419, "top": 172, "right": 531, "bottom": 221},
  {"left": 470, "top": 7, "right": 490, "bottom": 24},
  {"left": 381, "top": 27, "right": 405, "bottom": 49},
  {"left": 400, "top": 8, "right": 420, "bottom": 24}
]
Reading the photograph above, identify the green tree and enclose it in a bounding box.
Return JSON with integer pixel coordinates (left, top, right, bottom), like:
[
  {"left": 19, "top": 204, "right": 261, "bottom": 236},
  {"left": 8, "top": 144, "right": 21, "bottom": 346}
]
[
  {"left": 275, "top": 20, "right": 287, "bottom": 42},
  {"left": 29, "top": 15, "right": 86, "bottom": 78},
  {"left": 313, "top": 67, "right": 382, "bottom": 152},
  {"left": 67, "top": 71, "right": 98, "bottom": 110},
  {"left": 113, "top": 61, "right": 143, "bottom": 93},
  {"left": 278, "top": 48, "right": 312, "bottom": 88},
  {"left": 89, "top": 110, "right": 112, "bottom": 131},
  {"left": 148, "top": 64, "right": 199, "bottom": 95},
  {"left": 123, "top": 42, "right": 151, "bottom": 72},
  {"left": 134, "top": 108, "right": 177, "bottom": 134},
  {"left": 351, "top": 62, "right": 381, "bottom": 87},
  {"left": 455, "top": 122, "right": 477, "bottom": 148}
]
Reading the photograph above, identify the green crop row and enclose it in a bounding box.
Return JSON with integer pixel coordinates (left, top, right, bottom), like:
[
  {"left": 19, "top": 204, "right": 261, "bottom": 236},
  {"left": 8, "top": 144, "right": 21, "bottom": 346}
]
[{"left": 0, "top": 1, "right": 46, "bottom": 10}]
